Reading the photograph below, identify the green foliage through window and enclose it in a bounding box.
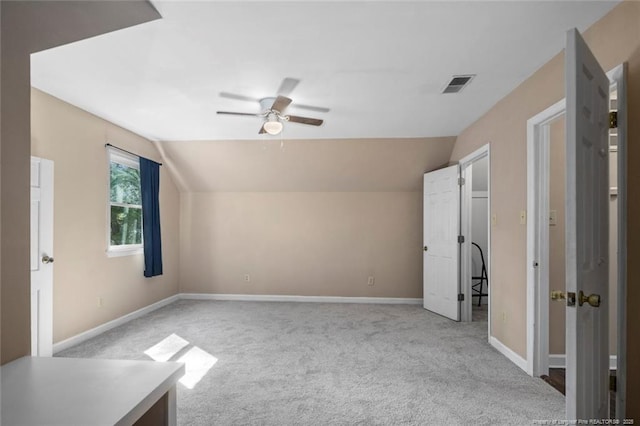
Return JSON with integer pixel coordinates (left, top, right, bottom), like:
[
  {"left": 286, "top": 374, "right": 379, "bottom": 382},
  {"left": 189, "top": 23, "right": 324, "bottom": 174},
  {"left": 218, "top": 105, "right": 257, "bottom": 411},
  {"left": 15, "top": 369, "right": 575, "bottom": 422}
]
[
  {"left": 110, "top": 159, "right": 143, "bottom": 247},
  {"left": 110, "top": 163, "right": 141, "bottom": 204}
]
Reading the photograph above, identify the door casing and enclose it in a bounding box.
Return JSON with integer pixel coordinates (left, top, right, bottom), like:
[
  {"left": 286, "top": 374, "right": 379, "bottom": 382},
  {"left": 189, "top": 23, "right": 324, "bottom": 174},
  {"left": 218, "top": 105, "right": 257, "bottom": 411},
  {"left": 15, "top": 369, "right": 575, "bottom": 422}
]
[{"left": 459, "top": 144, "right": 491, "bottom": 329}]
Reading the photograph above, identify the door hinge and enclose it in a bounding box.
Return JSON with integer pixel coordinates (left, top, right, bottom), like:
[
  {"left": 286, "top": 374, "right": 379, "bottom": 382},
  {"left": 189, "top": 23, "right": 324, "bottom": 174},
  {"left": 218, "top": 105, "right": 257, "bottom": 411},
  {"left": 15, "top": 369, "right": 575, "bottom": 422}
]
[
  {"left": 609, "top": 111, "right": 617, "bottom": 129},
  {"left": 458, "top": 293, "right": 464, "bottom": 302},
  {"left": 458, "top": 177, "right": 465, "bottom": 186},
  {"left": 458, "top": 235, "right": 465, "bottom": 244}
]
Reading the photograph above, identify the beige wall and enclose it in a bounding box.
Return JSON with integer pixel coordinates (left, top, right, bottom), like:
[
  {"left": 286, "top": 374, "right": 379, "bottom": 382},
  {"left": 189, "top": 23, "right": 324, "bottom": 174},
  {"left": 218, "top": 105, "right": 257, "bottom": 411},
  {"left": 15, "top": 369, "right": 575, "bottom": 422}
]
[
  {"left": 1, "top": 2, "right": 31, "bottom": 363},
  {"left": 160, "top": 137, "right": 456, "bottom": 192},
  {"left": 31, "top": 89, "right": 180, "bottom": 343},
  {"left": 167, "top": 137, "right": 455, "bottom": 300},
  {"left": 450, "top": 1, "right": 640, "bottom": 414},
  {"left": 180, "top": 192, "right": 423, "bottom": 298}
]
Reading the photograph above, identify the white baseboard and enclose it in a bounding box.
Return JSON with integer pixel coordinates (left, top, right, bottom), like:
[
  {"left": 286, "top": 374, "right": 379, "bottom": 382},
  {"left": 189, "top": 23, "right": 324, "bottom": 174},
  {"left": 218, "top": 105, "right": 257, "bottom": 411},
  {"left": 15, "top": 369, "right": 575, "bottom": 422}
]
[
  {"left": 179, "top": 293, "right": 423, "bottom": 305},
  {"left": 490, "top": 336, "right": 528, "bottom": 373},
  {"left": 549, "top": 354, "right": 618, "bottom": 370},
  {"left": 52, "top": 294, "right": 180, "bottom": 354},
  {"left": 53, "top": 293, "right": 422, "bottom": 353}
]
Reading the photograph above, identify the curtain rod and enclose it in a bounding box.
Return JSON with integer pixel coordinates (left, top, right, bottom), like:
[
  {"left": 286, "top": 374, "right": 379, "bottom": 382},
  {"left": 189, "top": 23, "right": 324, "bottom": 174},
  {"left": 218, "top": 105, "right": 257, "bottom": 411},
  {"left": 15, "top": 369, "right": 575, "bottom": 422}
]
[{"left": 105, "top": 143, "right": 163, "bottom": 166}]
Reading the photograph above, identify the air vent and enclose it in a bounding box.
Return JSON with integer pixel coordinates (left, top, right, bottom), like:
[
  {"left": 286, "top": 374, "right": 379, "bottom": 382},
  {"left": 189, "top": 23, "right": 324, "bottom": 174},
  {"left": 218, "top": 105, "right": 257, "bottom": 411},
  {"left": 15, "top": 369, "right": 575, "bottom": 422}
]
[{"left": 442, "top": 74, "right": 475, "bottom": 94}]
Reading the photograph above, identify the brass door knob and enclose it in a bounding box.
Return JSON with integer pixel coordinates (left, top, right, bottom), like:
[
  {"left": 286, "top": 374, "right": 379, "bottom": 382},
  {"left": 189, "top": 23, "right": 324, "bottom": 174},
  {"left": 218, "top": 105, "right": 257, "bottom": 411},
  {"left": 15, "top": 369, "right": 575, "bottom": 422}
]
[
  {"left": 42, "top": 255, "right": 54, "bottom": 264},
  {"left": 423, "top": 246, "right": 428, "bottom": 252},
  {"left": 578, "top": 291, "right": 601, "bottom": 307}
]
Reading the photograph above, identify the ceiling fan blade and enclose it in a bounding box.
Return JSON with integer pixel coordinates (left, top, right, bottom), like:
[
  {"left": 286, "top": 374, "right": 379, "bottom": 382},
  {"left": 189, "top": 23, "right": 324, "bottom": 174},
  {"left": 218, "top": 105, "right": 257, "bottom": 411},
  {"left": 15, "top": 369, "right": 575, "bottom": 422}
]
[
  {"left": 217, "top": 111, "right": 261, "bottom": 117},
  {"left": 271, "top": 95, "right": 292, "bottom": 113},
  {"left": 277, "top": 78, "right": 300, "bottom": 96},
  {"left": 219, "top": 92, "right": 259, "bottom": 103},
  {"left": 286, "top": 115, "right": 323, "bottom": 126},
  {"left": 292, "top": 103, "right": 330, "bottom": 113},
  {"left": 259, "top": 125, "right": 266, "bottom": 134}
]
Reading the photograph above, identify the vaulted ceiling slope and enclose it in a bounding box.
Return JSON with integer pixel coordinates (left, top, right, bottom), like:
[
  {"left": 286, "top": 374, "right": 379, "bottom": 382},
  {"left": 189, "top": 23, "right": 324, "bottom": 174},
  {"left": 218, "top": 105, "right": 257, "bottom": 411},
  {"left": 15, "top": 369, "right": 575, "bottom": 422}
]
[
  {"left": 159, "top": 138, "right": 455, "bottom": 192},
  {"left": 30, "top": 1, "right": 618, "bottom": 141}
]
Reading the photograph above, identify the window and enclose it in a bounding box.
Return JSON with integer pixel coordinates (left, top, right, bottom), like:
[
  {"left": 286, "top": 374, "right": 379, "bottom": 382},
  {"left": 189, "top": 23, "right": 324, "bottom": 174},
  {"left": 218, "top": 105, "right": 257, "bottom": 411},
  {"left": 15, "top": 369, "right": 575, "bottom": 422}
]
[{"left": 108, "top": 150, "right": 143, "bottom": 256}]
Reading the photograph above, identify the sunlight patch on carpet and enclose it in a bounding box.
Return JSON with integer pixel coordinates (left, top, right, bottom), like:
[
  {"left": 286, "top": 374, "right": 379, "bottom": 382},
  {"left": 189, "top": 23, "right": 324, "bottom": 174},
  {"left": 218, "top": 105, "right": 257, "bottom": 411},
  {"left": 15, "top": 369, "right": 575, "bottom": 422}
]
[
  {"left": 177, "top": 346, "right": 218, "bottom": 389},
  {"left": 144, "top": 333, "right": 190, "bottom": 362}
]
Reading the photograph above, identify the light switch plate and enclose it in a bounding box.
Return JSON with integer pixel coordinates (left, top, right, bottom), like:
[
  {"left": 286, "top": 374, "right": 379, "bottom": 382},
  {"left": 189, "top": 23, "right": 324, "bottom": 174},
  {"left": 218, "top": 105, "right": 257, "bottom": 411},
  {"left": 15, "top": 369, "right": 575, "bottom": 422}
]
[
  {"left": 549, "top": 210, "right": 557, "bottom": 226},
  {"left": 520, "top": 210, "right": 526, "bottom": 225}
]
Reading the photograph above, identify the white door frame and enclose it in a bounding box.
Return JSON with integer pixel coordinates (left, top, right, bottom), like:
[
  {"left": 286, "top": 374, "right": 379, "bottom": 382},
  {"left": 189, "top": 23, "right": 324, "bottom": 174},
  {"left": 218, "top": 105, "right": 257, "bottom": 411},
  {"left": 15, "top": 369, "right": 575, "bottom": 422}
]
[
  {"left": 525, "top": 64, "right": 627, "bottom": 416},
  {"left": 611, "top": 63, "right": 628, "bottom": 421},
  {"left": 459, "top": 143, "right": 490, "bottom": 330},
  {"left": 526, "top": 98, "right": 565, "bottom": 377}
]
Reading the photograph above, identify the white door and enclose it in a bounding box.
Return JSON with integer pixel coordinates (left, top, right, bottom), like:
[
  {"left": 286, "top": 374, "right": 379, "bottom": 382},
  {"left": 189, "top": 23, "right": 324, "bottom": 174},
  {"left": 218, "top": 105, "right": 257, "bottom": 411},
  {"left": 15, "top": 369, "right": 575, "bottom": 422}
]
[
  {"left": 30, "top": 157, "right": 54, "bottom": 357},
  {"left": 423, "top": 165, "right": 460, "bottom": 321},
  {"left": 565, "top": 28, "right": 609, "bottom": 418}
]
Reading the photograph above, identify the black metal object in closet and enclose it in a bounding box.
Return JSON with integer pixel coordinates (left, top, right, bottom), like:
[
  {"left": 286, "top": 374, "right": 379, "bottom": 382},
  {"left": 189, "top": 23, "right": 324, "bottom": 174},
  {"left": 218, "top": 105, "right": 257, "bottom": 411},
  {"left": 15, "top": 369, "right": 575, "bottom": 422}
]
[{"left": 471, "top": 242, "right": 488, "bottom": 307}]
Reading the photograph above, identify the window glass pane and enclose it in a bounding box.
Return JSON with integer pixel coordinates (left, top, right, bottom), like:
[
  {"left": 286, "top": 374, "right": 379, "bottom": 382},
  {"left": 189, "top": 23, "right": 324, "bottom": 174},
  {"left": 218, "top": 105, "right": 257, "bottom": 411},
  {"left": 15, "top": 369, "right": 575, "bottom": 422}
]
[
  {"left": 110, "top": 206, "right": 143, "bottom": 246},
  {"left": 110, "top": 162, "right": 141, "bottom": 205}
]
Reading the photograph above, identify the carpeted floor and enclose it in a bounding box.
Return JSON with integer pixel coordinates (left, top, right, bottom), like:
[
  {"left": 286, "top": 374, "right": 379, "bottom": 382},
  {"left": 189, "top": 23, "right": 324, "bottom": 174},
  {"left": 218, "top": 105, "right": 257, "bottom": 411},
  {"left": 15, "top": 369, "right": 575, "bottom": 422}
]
[
  {"left": 472, "top": 304, "right": 488, "bottom": 322},
  {"left": 57, "top": 300, "right": 564, "bottom": 425}
]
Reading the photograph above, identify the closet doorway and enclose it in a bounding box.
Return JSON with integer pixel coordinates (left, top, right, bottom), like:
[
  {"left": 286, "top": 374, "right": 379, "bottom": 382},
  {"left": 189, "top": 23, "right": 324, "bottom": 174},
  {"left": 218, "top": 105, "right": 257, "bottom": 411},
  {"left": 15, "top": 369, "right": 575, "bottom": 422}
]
[{"left": 459, "top": 144, "right": 491, "bottom": 328}]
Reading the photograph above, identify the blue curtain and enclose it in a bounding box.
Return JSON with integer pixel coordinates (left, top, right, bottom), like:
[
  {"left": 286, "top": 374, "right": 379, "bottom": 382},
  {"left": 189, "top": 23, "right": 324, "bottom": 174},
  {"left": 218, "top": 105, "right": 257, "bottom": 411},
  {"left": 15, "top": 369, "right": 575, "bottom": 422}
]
[{"left": 140, "top": 158, "right": 163, "bottom": 277}]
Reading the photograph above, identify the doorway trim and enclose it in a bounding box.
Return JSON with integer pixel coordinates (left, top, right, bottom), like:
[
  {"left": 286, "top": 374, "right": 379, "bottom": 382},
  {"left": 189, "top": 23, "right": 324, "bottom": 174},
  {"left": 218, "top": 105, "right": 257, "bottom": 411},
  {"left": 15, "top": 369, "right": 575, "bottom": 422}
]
[
  {"left": 610, "top": 63, "right": 627, "bottom": 420},
  {"left": 459, "top": 143, "right": 490, "bottom": 334},
  {"left": 525, "top": 98, "right": 565, "bottom": 377},
  {"left": 526, "top": 64, "right": 627, "bottom": 416}
]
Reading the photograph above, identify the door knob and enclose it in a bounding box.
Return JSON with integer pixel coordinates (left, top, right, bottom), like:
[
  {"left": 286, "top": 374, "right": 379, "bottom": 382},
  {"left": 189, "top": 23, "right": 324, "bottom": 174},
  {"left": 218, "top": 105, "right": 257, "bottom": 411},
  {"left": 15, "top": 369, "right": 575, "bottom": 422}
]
[
  {"left": 578, "top": 290, "right": 600, "bottom": 307},
  {"left": 42, "top": 255, "right": 54, "bottom": 264},
  {"left": 423, "top": 246, "right": 428, "bottom": 252}
]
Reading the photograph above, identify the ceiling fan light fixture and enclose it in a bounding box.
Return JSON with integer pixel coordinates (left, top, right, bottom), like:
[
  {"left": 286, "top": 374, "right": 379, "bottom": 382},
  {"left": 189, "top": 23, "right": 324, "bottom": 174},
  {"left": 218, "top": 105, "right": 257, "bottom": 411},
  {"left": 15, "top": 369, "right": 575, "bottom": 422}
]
[{"left": 263, "top": 118, "right": 283, "bottom": 135}]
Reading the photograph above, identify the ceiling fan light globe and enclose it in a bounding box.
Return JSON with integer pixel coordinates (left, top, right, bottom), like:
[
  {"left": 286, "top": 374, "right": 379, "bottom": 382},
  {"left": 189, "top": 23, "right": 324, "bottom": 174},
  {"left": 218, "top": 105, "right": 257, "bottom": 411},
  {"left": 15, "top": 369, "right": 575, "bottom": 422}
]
[{"left": 263, "top": 120, "right": 283, "bottom": 135}]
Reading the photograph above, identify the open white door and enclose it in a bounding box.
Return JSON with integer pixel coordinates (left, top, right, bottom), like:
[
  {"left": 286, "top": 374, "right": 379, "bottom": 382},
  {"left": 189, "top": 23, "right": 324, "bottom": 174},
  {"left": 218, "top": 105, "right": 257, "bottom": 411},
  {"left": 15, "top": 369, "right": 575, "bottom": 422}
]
[
  {"left": 423, "top": 165, "right": 460, "bottom": 321},
  {"left": 565, "top": 28, "right": 609, "bottom": 418},
  {"left": 30, "top": 157, "right": 54, "bottom": 357}
]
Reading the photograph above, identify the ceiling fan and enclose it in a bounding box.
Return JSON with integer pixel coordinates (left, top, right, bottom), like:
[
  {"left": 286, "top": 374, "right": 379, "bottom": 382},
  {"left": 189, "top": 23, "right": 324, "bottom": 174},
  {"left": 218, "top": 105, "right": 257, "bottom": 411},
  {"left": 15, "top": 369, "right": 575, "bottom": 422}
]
[{"left": 216, "top": 78, "right": 329, "bottom": 135}]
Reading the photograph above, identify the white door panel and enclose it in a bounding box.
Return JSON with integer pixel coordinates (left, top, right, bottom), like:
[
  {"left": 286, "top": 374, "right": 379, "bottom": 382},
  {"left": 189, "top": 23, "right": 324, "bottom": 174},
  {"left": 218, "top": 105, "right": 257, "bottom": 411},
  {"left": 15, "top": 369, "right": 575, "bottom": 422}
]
[
  {"left": 423, "top": 165, "right": 460, "bottom": 321},
  {"left": 30, "top": 157, "right": 54, "bottom": 357},
  {"left": 565, "top": 28, "right": 609, "bottom": 419},
  {"left": 31, "top": 195, "right": 40, "bottom": 271}
]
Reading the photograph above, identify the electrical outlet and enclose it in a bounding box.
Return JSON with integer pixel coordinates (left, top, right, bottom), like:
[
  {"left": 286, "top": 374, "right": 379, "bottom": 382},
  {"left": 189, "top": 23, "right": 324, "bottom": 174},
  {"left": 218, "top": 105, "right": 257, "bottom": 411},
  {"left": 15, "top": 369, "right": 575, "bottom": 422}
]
[
  {"left": 244, "top": 274, "right": 251, "bottom": 283},
  {"left": 367, "top": 276, "right": 375, "bottom": 286},
  {"left": 491, "top": 214, "right": 497, "bottom": 226},
  {"left": 520, "top": 210, "right": 527, "bottom": 225},
  {"left": 501, "top": 312, "right": 507, "bottom": 323},
  {"left": 98, "top": 297, "right": 104, "bottom": 308}
]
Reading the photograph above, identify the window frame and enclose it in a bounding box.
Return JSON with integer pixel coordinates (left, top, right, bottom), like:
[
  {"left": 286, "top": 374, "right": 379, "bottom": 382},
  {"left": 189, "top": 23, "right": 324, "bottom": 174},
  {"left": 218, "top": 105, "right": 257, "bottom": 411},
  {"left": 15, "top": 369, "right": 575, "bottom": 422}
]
[{"left": 106, "top": 148, "right": 143, "bottom": 257}]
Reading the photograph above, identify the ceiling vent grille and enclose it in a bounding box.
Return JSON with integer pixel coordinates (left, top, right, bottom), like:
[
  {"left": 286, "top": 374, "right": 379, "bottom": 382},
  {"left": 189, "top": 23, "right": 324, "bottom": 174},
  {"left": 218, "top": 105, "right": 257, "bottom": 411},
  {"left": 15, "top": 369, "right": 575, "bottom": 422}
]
[{"left": 442, "top": 75, "right": 475, "bottom": 94}]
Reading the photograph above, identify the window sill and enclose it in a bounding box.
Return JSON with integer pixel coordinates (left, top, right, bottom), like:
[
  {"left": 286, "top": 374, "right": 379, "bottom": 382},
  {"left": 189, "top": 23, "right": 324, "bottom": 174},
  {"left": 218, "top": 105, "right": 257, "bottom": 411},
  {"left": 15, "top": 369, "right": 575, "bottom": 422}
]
[{"left": 107, "top": 246, "right": 143, "bottom": 258}]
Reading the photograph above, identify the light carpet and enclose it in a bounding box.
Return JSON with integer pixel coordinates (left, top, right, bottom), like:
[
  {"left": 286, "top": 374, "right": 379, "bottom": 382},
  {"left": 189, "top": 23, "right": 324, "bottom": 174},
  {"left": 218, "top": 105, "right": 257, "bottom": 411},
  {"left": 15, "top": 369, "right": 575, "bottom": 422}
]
[{"left": 57, "top": 300, "right": 564, "bottom": 425}]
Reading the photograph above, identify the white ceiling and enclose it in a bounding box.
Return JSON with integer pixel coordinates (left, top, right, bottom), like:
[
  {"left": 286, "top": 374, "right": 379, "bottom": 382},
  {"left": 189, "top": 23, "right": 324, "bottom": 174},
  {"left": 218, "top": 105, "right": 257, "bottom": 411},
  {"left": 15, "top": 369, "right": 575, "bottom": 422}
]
[{"left": 31, "top": 1, "right": 618, "bottom": 142}]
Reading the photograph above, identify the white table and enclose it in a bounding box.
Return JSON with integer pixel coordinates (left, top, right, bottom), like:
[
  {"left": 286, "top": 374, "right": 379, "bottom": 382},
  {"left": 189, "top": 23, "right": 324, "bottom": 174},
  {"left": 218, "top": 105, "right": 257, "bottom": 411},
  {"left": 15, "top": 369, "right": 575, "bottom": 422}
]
[{"left": 1, "top": 356, "right": 184, "bottom": 426}]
